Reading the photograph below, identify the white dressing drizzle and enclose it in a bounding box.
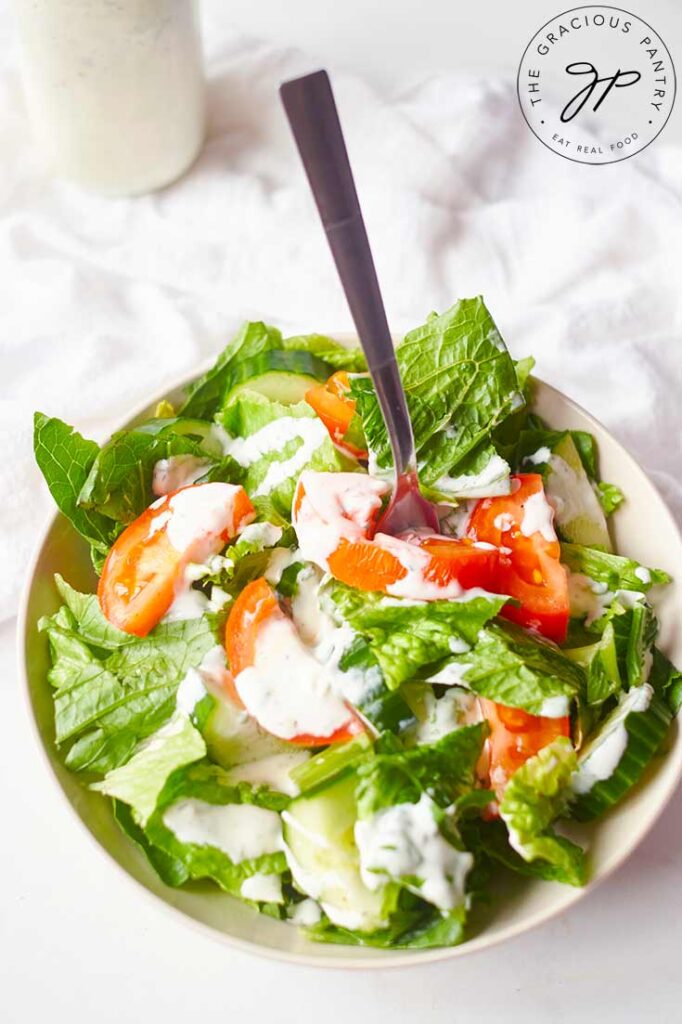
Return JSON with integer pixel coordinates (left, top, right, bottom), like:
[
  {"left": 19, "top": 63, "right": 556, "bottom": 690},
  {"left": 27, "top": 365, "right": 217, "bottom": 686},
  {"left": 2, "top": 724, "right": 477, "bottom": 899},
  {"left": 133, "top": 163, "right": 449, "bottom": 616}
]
[
  {"left": 354, "top": 794, "right": 472, "bottom": 911},
  {"left": 163, "top": 799, "right": 283, "bottom": 862}
]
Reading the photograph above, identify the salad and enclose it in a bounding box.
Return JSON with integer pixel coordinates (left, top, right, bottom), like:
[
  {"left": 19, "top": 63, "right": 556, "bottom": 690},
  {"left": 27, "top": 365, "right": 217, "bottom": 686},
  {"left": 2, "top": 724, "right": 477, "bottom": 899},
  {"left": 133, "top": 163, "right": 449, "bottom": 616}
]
[{"left": 34, "top": 298, "right": 681, "bottom": 949}]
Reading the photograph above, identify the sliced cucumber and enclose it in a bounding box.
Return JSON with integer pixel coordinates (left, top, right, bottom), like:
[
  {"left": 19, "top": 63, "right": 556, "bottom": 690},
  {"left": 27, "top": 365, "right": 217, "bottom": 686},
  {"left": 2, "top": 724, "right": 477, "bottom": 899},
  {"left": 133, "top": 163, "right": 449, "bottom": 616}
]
[
  {"left": 283, "top": 773, "right": 389, "bottom": 931},
  {"left": 545, "top": 435, "right": 612, "bottom": 550},
  {"left": 570, "top": 684, "right": 671, "bottom": 821},
  {"left": 202, "top": 693, "right": 293, "bottom": 769},
  {"left": 221, "top": 350, "right": 332, "bottom": 407}
]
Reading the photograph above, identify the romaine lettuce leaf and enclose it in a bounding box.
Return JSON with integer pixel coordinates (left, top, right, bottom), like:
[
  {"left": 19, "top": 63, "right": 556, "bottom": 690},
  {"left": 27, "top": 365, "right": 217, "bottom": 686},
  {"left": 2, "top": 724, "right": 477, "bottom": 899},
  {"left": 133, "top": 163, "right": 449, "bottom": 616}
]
[
  {"left": 560, "top": 544, "right": 670, "bottom": 592},
  {"left": 34, "top": 413, "right": 116, "bottom": 554},
  {"left": 77, "top": 422, "right": 225, "bottom": 525},
  {"left": 181, "top": 321, "right": 283, "bottom": 420},
  {"left": 596, "top": 481, "right": 625, "bottom": 516},
  {"left": 306, "top": 898, "right": 466, "bottom": 949},
  {"left": 218, "top": 392, "right": 354, "bottom": 517},
  {"left": 351, "top": 298, "right": 523, "bottom": 484},
  {"left": 445, "top": 622, "right": 585, "bottom": 717},
  {"left": 113, "top": 800, "right": 190, "bottom": 887},
  {"left": 142, "top": 763, "right": 288, "bottom": 896},
  {"left": 608, "top": 600, "right": 658, "bottom": 688},
  {"left": 499, "top": 737, "right": 585, "bottom": 886},
  {"left": 329, "top": 584, "right": 506, "bottom": 689},
  {"left": 424, "top": 443, "right": 510, "bottom": 502},
  {"left": 281, "top": 333, "right": 366, "bottom": 371},
  {"left": 649, "top": 647, "right": 682, "bottom": 715},
  {"left": 92, "top": 712, "right": 206, "bottom": 825},
  {"left": 563, "top": 620, "right": 622, "bottom": 707},
  {"left": 40, "top": 580, "right": 215, "bottom": 774},
  {"left": 355, "top": 725, "right": 486, "bottom": 817}
]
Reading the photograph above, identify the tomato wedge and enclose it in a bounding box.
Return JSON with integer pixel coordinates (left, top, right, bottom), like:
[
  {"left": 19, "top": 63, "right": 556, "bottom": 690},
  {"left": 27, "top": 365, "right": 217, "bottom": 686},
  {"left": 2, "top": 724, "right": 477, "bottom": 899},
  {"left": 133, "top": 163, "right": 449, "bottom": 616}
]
[
  {"left": 419, "top": 537, "right": 499, "bottom": 592},
  {"left": 305, "top": 371, "right": 367, "bottom": 458},
  {"left": 468, "top": 473, "right": 569, "bottom": 642},
  {"left": 98, "top": 482, "right": 254, "bottom": 637},
  {"left": 326, "top": 535, "right": 499, "bottom": 594},
  {"left": 479, "top": 698, "right": 570, "bottom": 799},
  {"left": 225, "top": 577, "right": 364, "bottom": 747}
]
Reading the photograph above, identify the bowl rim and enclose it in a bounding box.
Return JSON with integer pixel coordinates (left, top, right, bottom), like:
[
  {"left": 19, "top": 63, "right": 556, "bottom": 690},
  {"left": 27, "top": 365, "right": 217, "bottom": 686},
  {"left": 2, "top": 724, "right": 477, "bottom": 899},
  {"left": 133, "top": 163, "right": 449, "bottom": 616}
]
[{"left": 16, "top": 357, "right": 682, "bottom": 969}]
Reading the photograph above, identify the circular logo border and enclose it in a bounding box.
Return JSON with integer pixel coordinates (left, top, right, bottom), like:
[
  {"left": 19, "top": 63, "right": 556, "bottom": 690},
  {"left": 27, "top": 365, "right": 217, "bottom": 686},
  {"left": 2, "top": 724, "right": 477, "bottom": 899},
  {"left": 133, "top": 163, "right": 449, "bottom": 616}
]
[{"left": 516, "top": 4, "right": 677, "bottom": 165}]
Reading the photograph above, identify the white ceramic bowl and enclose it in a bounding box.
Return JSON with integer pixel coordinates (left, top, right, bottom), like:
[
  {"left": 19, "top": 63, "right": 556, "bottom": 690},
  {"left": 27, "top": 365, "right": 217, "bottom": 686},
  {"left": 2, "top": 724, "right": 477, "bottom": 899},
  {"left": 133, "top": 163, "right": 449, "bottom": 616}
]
[{"left": 18, "top": 367, "right": 682, "bottom": 967}]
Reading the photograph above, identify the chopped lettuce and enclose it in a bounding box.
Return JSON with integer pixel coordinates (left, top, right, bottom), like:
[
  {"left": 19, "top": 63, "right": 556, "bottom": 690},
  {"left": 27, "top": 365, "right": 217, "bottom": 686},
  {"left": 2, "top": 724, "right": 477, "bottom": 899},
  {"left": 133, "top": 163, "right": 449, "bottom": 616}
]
[
  {"left": 92, "top": 712, "right": 206, "bottom": 825},
  {"left": 281, "top": 333, "right": 366, "bottom": 371},
  {"left": 563, "top": 621, "right": 622, "bottom": 707},
  {"left": 355, "top": 725, "right": 486, "bottom": 816},
  {"left": 34, "top": 413, "right": 117, "bottom": 555},
  {"left": 306, "top": 897, "right": 466, "bottom": 949},
  {"left": 351, "top": 298, "right": 523, "bottom": 485},
  {"left": 39, "top": 579, "right": 215, "bottom": 774},
  {"left": 141, "top": 763, "right": 289, "bottom": 896},
  {"left": 329, "top": 584, "right": 506, "bottom": 690},
  {"left": 424, "top": 443, "right": 510, "bottom": 502},
  {"left": 560, "top": 544, "right": 670, "bottom": 592},
  {"left": 180, "top": 322, "right": 363, "bottom": 421},
  {"left": 499, "top": 738, "right": 585, "bottom": 886},
  {"left": 445, "top": 622, "right": 585, "bottom": 717},
  {"left": 649, "top": 647, "right": 682, "bottom": 715},
  {"left": 217, "top": 391, "right": 354, "bottom": 517}
]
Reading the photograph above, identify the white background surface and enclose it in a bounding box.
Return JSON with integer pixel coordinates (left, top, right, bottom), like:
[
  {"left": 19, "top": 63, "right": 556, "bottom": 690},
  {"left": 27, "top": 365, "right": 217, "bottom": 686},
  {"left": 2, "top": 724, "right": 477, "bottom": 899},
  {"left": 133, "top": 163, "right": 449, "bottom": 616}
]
[{"left": 3, "top": 2, "right": 682, "bottom": 1022}]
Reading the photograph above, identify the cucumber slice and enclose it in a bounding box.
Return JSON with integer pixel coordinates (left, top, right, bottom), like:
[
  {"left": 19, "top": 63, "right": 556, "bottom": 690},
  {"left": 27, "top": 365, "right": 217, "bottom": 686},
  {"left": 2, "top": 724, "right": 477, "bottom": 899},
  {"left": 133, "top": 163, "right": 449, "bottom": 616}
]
[
  {"left": 222, "top": 351, "right": 332, "bottom": 407},
  {"left": 545, "top": 435, "right": 612, "bottom": 550},
  {"left": 570, "top": 683, "right": 671, "bottom": 821},
  {"left": 202, "top": 694, "right": 293, "bottom": 769},
  {"left": 283, "top": 773, "right": 389, "bottom": 931}
]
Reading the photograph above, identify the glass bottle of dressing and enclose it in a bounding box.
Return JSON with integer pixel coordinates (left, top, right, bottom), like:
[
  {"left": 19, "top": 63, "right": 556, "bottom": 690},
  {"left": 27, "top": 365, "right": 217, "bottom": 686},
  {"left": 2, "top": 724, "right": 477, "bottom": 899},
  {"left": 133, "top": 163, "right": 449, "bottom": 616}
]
[{"left": 12, "top": 1, "right": 206, "bottom": 195}]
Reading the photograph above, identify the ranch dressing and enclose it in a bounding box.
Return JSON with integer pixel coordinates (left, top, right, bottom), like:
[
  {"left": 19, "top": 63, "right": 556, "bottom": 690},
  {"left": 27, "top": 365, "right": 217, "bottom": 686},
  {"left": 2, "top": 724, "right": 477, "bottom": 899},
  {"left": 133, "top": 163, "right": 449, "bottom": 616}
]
[{"left": 13, "top": 0, "right": 206, "bottom": 194}]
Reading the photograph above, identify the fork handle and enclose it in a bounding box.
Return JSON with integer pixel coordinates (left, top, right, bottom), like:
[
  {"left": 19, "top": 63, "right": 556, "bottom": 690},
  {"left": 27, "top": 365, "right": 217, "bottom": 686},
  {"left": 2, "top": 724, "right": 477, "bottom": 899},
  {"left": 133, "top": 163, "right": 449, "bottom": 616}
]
[{"left": 280, "top": 69, "right": 416, "bottom": 476}]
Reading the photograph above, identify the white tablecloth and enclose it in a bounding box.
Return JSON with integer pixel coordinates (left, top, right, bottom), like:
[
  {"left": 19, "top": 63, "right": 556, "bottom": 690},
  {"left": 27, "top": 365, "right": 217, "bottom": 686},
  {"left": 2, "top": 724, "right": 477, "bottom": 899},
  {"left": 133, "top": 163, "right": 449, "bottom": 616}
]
[{"left": 2, "top": 6, "right": 682, "bottom": 1022}]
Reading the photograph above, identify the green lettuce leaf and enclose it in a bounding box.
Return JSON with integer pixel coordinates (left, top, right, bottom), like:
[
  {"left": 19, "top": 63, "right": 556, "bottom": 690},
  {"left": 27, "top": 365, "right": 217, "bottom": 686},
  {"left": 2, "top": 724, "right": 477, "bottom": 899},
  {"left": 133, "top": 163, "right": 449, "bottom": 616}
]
[
  {"left": 77, "top": 423, "right": 221, "bottom": 525},
  {"left": 499, "top": 737, "right": 585, "bottom": 886},
  {"left": 40, "top": 580, "right": 215, "bottom": 774},
  {"left": 34, "top": 413, "right": 116, "bottom": 554},
  {"left": 649, "top": 647, "right": 682, "bottom": 715},
  {"left": 113, "top": 800, "right": 190, "bottom": 887},
  {"left": 307, "top": 901, "right": 466, "bottom": 949},
  {"left": 92, "top": 712, "right": 206, "bottom": 825},
  {"left": 563, "top": 620, "right": 622, "bottom": 707},
  {"left": 355, "top": 725, "right": 486, "bottom": 817},
  {"left": 180, "top": 321, "right": 283, "bottom": 419},
  {"left": 560, "top": 544, "right": 670, "bottom": 592},
  {"left": 329, "top": 584, "right": 506, "bottom": 689},
  {"left": 447, "top": 622, "right": 585, "bottom": 716},
  {"left": 218, "top": 391, "right": 354, "bottom": 517},
  {"left": 142, "top": 762, "right": 288, "bottom": 896},
  {"left": 596, "top": 481, "right": 625, "bottom": 516},
  {"left": 423, "top": 443, "right": 510, "bottom": 502},
  {"left": 281, "top": 333, "right": 366, "bottom": 371},
  {"left": 461, "top": 817, "right": 580, "bottom": 884},
  {"left": 351, "top": 298, "right": 523, "bottom": 484}
]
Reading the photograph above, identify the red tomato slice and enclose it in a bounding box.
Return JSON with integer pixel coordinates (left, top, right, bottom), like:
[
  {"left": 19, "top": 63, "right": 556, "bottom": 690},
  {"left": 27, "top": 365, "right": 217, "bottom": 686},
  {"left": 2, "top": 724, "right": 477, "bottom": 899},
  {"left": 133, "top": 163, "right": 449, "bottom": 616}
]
[
  {"left": 327, "top": 537, "right": 407, "bottom": 591},
  {"left": 468, "top": 473, "right": 569, "bottom": 643},
  {"left": 305, "top": 371, "right": 367, "bottom": 458},
  {"left": 224, "top": 577, "right": 364, "bottom": 747},
  {"left": 98, "top": 482, "right": 254, "bottom": 637},
  {"left": 419, "top": 537, "right": 500, "bottom": 591},
  {"left": 479, "top": 697, "right": 570, "bottom": 800}
]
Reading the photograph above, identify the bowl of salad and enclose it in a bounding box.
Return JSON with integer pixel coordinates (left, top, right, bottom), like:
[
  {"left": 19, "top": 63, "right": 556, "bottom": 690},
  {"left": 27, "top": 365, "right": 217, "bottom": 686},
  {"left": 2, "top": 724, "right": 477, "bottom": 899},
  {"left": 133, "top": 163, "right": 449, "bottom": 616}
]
[{"left": 20, "top": 297, "right": 682, "bottom": 965}]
